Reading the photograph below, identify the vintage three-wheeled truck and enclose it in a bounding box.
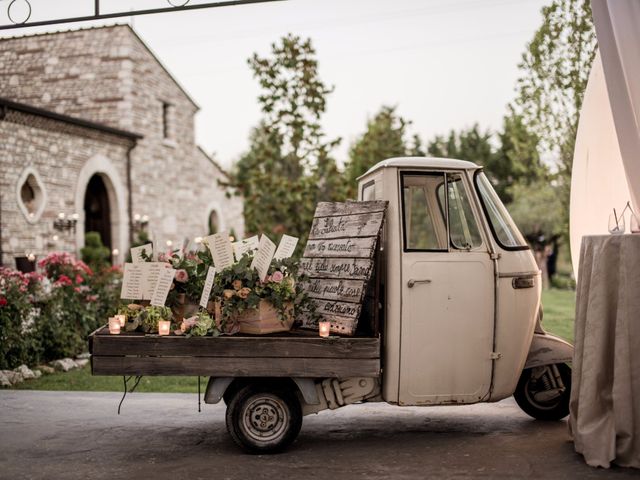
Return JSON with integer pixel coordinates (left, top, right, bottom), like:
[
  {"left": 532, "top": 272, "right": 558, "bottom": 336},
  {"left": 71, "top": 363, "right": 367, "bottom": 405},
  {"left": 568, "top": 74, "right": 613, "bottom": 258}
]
[{"left": 90, "top": 157, "right": 573, "bottom": 453}]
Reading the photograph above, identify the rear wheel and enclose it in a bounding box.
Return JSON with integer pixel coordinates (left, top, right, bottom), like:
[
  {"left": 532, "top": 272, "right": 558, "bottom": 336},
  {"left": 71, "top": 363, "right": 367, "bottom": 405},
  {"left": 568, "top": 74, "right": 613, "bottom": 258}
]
[
  {"left": 225, "top": 384, "right": 302, "bottom": 454},
  {"left": 514, "top": 363, "right": 571, "bottom": 421}
]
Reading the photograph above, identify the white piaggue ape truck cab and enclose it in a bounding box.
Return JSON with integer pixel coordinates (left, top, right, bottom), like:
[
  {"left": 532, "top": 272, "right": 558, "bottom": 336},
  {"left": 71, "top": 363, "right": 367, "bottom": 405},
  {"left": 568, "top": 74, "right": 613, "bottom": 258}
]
[
  {"left": 355, "top": 157, "right": 572, "bottom": 411},
  {"left": 90, "top": 157, "right": 574, "bottom": 454}
]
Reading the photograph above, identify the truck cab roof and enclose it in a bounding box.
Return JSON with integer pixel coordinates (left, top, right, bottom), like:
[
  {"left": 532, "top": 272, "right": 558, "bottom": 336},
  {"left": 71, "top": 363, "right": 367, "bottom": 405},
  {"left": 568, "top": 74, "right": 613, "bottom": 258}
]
[{"left": 359, "top": 157, "right": 481, "bottom": 180}]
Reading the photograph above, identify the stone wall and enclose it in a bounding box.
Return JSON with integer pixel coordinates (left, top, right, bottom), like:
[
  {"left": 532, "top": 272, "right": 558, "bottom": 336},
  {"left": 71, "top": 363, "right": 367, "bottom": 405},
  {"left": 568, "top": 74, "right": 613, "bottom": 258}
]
[{"left": 0, "top": 110, "right": 131, "bottom": 264}]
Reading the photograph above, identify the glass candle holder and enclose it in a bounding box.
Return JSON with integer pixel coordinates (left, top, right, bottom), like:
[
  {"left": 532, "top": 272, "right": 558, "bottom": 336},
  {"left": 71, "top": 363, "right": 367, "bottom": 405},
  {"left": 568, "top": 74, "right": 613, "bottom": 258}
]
[
  {"left": 115, "top": 314, "right": 126, "bottom": 327},
  {"left": 319, "top": 321, "right": 331, "bottom": 338},
  {"left": 608, "top": 212, "right": 625, "bottom": 235},
  {"left": 108, "top": 317, "right": 121, "bottom": 334},
  {"left": 158, "top": 320, "right": 171, "bottom": 336}
]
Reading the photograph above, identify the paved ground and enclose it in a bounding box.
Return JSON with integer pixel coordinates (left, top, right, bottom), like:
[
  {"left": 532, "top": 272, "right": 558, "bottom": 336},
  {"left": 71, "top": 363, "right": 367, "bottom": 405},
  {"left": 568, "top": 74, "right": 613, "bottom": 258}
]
[{"left": 0, "top": 391, "right": 636, "bottom": 480}]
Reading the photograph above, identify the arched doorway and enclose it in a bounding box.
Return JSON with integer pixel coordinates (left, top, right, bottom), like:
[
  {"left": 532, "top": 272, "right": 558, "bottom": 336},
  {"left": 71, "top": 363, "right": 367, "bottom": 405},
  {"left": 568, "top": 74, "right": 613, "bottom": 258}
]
[{"left": 84, "top": 174, "right": 112, "bottom": 250}]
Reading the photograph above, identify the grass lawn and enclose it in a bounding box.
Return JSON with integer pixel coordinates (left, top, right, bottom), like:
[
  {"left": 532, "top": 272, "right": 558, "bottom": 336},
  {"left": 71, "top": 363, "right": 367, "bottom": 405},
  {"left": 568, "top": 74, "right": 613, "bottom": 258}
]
[
  {"left": 11, "top": 288, "right": 576, "bottom": 393},
  {"left": 541, "top": 288, "right": 576, "bottom": 342}
]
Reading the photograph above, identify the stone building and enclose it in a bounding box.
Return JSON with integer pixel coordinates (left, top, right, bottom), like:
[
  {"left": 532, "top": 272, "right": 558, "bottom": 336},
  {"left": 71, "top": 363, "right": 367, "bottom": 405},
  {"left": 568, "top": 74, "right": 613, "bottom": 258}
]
[{"left": 0, "top": 24, "right": 244, "bottom": 268}]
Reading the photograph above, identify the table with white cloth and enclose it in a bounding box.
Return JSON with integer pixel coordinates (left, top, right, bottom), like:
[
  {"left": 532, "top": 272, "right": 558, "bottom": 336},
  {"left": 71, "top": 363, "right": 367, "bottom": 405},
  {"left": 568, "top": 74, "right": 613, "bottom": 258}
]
[{"left": 570, "top": 234, "right": 640, "bottom": 468}]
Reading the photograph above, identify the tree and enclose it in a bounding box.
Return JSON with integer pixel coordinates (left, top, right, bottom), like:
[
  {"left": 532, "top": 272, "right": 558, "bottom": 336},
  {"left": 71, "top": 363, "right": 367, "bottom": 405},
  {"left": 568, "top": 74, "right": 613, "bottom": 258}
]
[
  {"left": 513, "top": 0, "right": 596, "bottom": 233},
  {"left": 343, "top": 106, "right": 413, "bottom": 198},
  {"left": 508, "top": 180, "right": 564, "bottom": 288},
  {"left": 492, "top": 111, "right": 547, "bottom": 203},
  {"left": 228, "top": 35, "right": 343, "bottom": 246},
  {"left": 81, "top": 232, "right": 110, "bottom": 271}
]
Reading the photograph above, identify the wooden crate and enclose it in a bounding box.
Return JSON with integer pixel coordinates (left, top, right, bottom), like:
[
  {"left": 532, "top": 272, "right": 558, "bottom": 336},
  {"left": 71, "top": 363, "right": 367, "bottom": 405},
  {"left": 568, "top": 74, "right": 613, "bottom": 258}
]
[{"left": 89, "top": 327, "right": 381, "bottom": 378}]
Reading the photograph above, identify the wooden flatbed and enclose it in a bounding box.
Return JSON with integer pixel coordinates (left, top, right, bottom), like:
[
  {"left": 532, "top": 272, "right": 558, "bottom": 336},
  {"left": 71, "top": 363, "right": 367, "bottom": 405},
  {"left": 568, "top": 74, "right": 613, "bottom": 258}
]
[{"left": 89, "top": 327, "right": 381, "bottom": 378}]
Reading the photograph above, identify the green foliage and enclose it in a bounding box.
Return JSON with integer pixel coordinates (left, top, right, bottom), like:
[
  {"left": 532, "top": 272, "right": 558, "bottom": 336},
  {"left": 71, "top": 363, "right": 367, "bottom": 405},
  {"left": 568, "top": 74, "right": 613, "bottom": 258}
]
[
  {"left": 227, "top": 34, "right": 344, "bottom": 245},
  {"left": 508, "top": 180, "right": 564, "bottom": 241},
  {"left": 139, "top": 305, "right": 173, "bottom": 334},
  {"left": 0, "top": 253, "right": 122, "bottom": 369},
  {"left": 344, "top": 106, "right": 415, "bottom": 198},
  {"left": 80, "top": 232, "right": 110, "bottom": 272},
  {"left": 212, "top": 253, "right": 315, "bottom": 325},
  {"left": 513, "top": 0, "right": 596, "bottom": 236},
  {"left": 189, "top": 311, "right": 218, "bottom": 337}
]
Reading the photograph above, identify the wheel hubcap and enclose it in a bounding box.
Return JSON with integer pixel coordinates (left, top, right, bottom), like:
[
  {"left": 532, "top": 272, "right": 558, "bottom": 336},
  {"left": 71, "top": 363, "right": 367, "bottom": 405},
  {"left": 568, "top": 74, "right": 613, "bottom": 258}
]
[{"left": 242, "top": 394, "right": 288, "bottom": 444}]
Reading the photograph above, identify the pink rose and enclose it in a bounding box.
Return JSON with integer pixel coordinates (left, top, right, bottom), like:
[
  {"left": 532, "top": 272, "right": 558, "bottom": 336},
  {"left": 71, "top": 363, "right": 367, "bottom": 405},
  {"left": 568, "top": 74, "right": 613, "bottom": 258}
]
[
  {"left": 180, "top": 316, "right": 198, "bottom": 332},
  {"left": 271, "top": 271, "right": 284, "bottom": 283},
  {"left": 175, "top": 269, "right": 189, "bottom": 283}
]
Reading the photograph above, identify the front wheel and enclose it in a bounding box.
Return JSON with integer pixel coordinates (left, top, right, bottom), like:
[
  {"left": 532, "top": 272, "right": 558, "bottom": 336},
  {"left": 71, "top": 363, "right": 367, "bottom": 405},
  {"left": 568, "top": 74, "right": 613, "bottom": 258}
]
[
  {"left": 514, "top": 363, "right": 571, "bottom": 421},
  {"left": 225, "top": 384, "right": 302, "bottom": 454}
]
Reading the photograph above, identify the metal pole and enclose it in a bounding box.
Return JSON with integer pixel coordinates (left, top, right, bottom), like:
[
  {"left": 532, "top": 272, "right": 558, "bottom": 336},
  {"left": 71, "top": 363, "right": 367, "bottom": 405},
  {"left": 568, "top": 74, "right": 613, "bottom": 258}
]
[{"left": 0, "top": 0, "right": 285, "bottom": 31}]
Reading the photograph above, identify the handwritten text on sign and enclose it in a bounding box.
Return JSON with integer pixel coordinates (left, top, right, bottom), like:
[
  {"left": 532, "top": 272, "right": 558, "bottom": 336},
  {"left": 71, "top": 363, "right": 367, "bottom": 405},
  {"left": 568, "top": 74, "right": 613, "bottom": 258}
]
[{"left": 300, "top": 200, "right": 387, "bottom": 336}]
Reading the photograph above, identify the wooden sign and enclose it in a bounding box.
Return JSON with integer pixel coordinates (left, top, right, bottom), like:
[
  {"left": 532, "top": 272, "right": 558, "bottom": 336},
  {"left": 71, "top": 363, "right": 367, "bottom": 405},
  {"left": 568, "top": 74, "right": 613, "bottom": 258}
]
[{"left": 300, "top": 200, "right": 387, "bottom": 336}]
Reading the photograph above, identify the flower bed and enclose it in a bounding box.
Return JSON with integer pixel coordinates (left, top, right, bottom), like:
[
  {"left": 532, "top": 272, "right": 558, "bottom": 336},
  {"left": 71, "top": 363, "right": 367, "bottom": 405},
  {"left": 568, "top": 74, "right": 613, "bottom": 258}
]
[{"left": 0, "top": 252, "right": 122, "bottom": 370}]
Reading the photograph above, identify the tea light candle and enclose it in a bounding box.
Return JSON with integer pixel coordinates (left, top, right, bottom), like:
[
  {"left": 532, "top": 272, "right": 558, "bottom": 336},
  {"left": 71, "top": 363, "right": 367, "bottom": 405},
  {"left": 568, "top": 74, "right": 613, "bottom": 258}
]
[
  {"left": 319, "top": 321, "right": 330, "bottom": 338},
  {"left": 158, "top": 320, "right": 171, "bottom": 336},
  {"left": 115, "top": 314, "right": 126, "bottom": 327},
  {"left": 108, "top": 317, "right": 121, "bottom": 334}
]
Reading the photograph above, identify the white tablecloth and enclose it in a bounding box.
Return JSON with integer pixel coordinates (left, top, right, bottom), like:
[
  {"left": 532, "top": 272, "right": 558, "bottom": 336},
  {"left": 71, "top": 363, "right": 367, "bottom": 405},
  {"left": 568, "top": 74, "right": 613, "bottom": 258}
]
[{"left": 570, "top": 235, "right": 640, "bottom": 468}]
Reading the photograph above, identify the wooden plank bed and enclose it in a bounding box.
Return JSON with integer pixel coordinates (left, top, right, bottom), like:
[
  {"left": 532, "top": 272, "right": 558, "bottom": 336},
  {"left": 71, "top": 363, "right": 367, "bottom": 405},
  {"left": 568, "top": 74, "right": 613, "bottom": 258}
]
[{"left": 89, "top": 327, "right": 381, "bottom": 378}]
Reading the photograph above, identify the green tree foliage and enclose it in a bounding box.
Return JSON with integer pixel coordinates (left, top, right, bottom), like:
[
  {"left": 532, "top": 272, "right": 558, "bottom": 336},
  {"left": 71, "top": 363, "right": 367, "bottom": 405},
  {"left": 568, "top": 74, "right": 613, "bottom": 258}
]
[
  {"left": 425, "top": 116, "right": 545, "bottom": 203},
  {"left": 508, "top": 180, "right": 564, "bottom": 288},
  {"left": 80, "top": 231, "right": 110, "bottom": 271},
  {"left": 513, "top": 0, "right": 596, "bottom": 233},
  {"left": 228, "top": 34, "right": 343, "bottom": 245},
  {"left": 343, "top": 106, "right": 413, "bottom": 198}
]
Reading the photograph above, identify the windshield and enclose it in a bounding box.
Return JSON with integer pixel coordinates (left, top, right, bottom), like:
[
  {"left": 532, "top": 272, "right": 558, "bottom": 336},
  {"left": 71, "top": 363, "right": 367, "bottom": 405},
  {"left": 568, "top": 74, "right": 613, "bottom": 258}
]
[{"left": 475, "top": 172, "right": 528, "bottom": 250}]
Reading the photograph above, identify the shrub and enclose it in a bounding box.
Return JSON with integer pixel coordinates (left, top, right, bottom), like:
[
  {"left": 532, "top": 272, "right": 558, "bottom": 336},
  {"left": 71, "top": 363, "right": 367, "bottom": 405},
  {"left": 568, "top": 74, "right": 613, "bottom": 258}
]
[{"left": 0, "top": 252, "right": 122, "bottom": 370}]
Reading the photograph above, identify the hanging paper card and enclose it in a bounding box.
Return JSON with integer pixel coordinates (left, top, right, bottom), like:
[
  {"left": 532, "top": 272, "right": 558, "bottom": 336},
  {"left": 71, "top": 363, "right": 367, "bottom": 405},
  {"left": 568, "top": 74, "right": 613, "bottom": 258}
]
[
  {"left": 274, "top": 234, "right": 299, "bottom": 260},
  {"left": 141, "top": 262, "right": 171, "bottom": 300},
  {"left": 204, "top": 232, "right": 234, "bottom": 270},
  {"left": 150, "top": 268, "right": 176, "bottom": 306},
  {"left": 250, "top": 234, "right": 276, "bottom": 281},
  {"left": 120, "top": 263, "right": 144, "bottom": 299},
  {"left": 131, "top": 243, "right": 153, "bottom": 263},
  {"left": 233, "top": 235, "right": 260, "bottom": 261},
  {"left": 199, "top": 266, "right": 217, "bottom": 308}
]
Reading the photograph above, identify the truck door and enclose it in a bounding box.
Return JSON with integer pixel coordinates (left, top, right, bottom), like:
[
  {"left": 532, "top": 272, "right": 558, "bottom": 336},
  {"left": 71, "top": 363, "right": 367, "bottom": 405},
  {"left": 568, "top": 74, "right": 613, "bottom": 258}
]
[{"left": 398, "top": 171, "right": 494, "bottom": 405}]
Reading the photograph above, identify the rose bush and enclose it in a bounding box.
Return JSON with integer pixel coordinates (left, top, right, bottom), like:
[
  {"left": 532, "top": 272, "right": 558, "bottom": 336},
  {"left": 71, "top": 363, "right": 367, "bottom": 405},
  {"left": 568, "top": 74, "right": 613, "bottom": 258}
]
[{"left": 0, "top": 252, "right": 122, "bottom": 370}]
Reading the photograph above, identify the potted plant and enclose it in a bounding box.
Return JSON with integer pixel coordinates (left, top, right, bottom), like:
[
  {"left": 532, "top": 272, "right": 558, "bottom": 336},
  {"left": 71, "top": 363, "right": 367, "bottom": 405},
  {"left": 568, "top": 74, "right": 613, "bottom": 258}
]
[
  {"left": 212, "top": 254, "right": 315, "bottom": 335},
  {"left": 140, "top": 305, "right": 173, "bottom": 334}
]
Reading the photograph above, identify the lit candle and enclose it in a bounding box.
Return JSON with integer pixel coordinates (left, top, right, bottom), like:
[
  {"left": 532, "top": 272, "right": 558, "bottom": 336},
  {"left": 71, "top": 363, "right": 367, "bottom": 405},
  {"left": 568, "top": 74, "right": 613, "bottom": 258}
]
[
  {"left": 108, "top": 317, "right": 121, "bottom": 334},
  {"left": 158, "top": 320, "right": 171, "bottom": 336},
  {"left": 319, "top": 321, "right": 330, "bottom": 338},
  {"left": 115, "top": 314, "right": 126, "bottom": 327}
]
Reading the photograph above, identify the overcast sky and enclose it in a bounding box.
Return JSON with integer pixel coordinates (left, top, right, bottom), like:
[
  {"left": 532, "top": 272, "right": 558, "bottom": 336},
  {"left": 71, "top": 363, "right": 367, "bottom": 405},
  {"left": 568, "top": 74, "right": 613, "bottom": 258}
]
[{"left": 1, "top": 0, "right": 549, "bottom": 167}]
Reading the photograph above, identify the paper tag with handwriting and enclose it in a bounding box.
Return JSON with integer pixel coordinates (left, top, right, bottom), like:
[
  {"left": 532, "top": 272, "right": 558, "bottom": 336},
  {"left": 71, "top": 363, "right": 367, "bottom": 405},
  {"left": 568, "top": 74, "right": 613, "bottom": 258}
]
[
  {"left": 274, "top": 234, "right": 299, "bottom": 260},
  {"left": 150, "top": 268, "right": 176, "bottom": 306},
  {"left": 131, "top": 243, "right": 153, "bottom": 263},
  {"left": 204, "top": 232, "right": 234, "bottom": 270},
  {"left": 120, "top": 263, "right": 143, "bottom": 299},
  {"left": 141, "top": 262, "right": 171, "bottom": 300},
  {"left": 199, "top": 266, "right": 217, "bottom": 308},
  {"left": 250, "top": 234, "right": 276, "bottom": 281},
  {"left": 233, "top": 235, "right": 259, "bottom": 261}
]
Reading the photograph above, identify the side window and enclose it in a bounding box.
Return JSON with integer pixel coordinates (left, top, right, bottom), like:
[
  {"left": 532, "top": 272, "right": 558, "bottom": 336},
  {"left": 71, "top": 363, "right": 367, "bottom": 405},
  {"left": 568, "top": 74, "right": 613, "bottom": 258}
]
[
  {"left": 361, "top": 181, "right": 375, "bottom": 201},
  {"left": 401, "top": 173, "right": 448, "bottom": 250},
  {"left": 440, "top": 173, "right": 483, "bottom": 250}
]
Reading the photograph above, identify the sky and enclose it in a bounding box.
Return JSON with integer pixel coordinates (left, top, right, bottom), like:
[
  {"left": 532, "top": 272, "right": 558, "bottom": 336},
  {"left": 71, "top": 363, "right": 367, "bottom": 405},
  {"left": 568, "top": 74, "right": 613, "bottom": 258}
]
[{"left": 0, "top": 0, "right": 550, "bottom": 168}]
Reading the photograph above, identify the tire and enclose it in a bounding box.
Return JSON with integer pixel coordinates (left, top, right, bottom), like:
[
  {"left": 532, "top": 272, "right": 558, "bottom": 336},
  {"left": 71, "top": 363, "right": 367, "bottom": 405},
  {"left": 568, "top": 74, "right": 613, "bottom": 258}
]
[
  {"left": 225, "top": 384, "right": 302, "bottom": 454},
  {"left": 514, "top": 363, "right": 571, "bottom": 421}
]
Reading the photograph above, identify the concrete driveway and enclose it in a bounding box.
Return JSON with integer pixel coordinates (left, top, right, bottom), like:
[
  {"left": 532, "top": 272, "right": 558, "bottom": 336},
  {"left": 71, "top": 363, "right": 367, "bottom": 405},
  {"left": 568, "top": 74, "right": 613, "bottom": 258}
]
[{"left": 0, "top": 391, "right": 635, "bottom": 479}]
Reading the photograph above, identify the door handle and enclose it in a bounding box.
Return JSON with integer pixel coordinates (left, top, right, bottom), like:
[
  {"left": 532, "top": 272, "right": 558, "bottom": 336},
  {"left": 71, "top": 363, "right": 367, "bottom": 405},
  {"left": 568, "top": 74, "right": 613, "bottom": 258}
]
[{"left": 407, "top": 278, "right": 432, "bottom": 288}]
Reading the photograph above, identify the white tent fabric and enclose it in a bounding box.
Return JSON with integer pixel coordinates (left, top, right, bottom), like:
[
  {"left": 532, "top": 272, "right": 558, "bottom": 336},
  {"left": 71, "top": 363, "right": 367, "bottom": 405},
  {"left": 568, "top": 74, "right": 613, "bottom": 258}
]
[
  {"left": 569, "top": 51, "right": 631, "bottom": 278},
  {"left": 591, "top": 0, "right": 640, "bottom": 212},
  {"left": 571, "top": 0, "right": 640, "bottom": 277}
]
